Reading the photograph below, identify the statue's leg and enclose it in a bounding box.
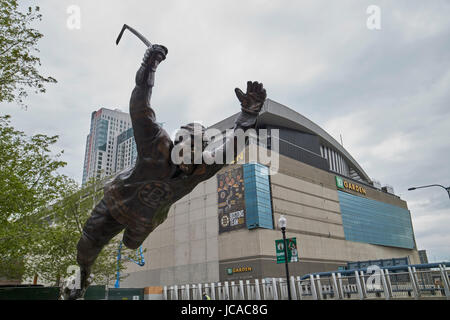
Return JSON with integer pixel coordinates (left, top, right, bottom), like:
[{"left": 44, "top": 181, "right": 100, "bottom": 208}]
[
  {"left": 123, "top": 227, "right": 149, "bottom": 250},
  {"left": 73, "top": 199, "right": 124, "bottom": 299}
]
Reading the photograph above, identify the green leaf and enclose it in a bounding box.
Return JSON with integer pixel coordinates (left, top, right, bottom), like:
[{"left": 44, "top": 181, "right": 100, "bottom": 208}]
[{"left": 0, "top": 0, "right": 56, "bottom": 108}]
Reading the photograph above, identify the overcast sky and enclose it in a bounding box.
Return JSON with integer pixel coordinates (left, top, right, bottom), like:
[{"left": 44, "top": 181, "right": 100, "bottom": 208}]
[{"left": 1, "top": 0, "right": 449, "bottom": 262}]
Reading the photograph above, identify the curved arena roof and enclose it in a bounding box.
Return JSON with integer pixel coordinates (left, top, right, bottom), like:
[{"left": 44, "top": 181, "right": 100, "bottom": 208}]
[{"left": 211, "top": 99, "right": 371, "bottom": 183}]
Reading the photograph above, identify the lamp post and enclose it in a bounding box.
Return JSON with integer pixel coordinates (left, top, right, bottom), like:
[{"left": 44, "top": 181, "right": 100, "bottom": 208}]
[
  {"left": 408, "top": 184, "right": 450, "bottom": 199},
  {"left": 278, "top": 215, "right": 292, "bottom": 300}
]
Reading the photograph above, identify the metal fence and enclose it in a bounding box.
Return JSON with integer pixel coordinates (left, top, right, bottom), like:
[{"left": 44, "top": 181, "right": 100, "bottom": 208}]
[{"left": 163, "top": 263, "right": 450, "bottom": 300}]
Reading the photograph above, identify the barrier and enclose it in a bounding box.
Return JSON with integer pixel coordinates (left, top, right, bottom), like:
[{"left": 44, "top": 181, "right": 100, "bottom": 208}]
[
  {"left": 163, "top": 262, "right": 450, "bottom": 300},
  {"left": 2, "top": 262, "right": 447, "bottom": 300}
]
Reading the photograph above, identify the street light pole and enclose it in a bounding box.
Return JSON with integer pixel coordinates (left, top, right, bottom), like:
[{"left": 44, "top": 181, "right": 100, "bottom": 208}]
[
  {"left": 278, "top": 215, "right": 292, "bottom": 300},
  {"left": 408, "top": 184, "right": 450, "bottom": 199}
]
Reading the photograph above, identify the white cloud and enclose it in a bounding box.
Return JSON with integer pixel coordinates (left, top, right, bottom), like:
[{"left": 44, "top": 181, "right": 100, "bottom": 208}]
[{"left": 369, "top": 132, "right": 414, "bottom": 162}]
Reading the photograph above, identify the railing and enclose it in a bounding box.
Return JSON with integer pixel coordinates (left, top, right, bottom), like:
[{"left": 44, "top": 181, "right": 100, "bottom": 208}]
[{"left": 163, "top": 263, "right": 450, "bottom": 300}]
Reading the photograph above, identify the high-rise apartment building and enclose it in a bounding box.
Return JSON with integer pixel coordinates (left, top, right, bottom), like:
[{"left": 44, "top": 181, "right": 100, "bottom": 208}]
[
  {"left": 82, "top": 108, "right": 135, "bottom": 185},
  {"left": 115, "top": 127, "right": 138, "bottom": 173}
]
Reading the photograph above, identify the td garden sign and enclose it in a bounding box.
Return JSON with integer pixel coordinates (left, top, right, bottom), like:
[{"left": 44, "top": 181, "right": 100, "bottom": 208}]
[{"left": 335, "top": 176, "right": 367, "bottom": 195}]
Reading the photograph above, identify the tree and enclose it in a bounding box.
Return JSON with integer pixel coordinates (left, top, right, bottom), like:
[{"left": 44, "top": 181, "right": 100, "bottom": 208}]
[
  {"left": 0, "top": 0, "right": 56, "bottom": 107},
  {"left": 0, "top": 115, "right": 131, "bottom": 287},
  {"left": 28, "top": 176, "right": 133, "bottom": 287},
  {"left": 0, "top": 114, "right": 68, "bottom": 280}
]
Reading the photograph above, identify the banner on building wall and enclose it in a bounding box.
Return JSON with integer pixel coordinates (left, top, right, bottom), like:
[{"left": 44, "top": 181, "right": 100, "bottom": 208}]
[
  {"left": 275, "top": 237, "right": 299, "bottom": 264},
  {"left": 217, "top": 166, "right": 246, "bottom": 233}
]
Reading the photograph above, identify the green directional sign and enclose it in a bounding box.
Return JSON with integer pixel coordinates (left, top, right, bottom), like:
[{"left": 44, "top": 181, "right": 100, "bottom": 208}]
[
  {"left": 336, "top": 176, "right": 344, "bottom": 189},
  {"left": 275, "top": 237, "right": 298, "bottom": 264}
]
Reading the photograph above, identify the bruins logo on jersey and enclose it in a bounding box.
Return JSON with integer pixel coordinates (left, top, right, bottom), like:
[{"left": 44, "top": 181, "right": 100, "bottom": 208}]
[
  {"left": 138, "top": 181, "right": 173, "bottom": 208},
  {"left": 221, "top": 215, "right": 230, "bottom": 227}
]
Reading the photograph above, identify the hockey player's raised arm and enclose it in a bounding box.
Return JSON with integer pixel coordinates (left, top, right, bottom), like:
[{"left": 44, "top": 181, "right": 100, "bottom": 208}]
[
  {"left": 129, "top": 45, "right": 168, "bottom": 155},
  {"left": 203, "top": 81, "right": 267, "bottom": 165}
]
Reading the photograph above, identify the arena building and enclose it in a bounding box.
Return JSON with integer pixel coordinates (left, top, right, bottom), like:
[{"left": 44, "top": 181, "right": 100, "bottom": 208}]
[{"left": 120, "top": 99, "right": 419, "bottom": 287}]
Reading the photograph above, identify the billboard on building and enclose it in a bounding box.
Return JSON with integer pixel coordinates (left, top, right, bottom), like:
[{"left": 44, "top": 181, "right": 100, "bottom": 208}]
[{"left": 217, "top": 166, "right": 246, "bottom": 233}]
